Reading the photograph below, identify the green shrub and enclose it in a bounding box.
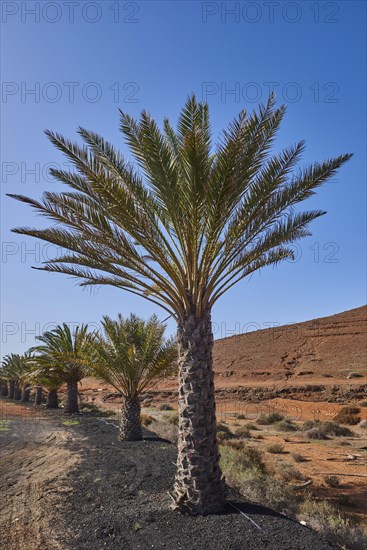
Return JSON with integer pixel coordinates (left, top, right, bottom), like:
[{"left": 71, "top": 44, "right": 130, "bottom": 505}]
[{"left": 220, "top": 444, "right": 266, "bottom": 476}]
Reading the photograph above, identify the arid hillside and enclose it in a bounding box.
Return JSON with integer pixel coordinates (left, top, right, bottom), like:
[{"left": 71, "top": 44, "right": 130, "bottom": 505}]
[
  {"left": 212, "top": 305, "right": 367, "bottom": 387},
  {"left": 78, "top": 305, "right": 366, "bottom": 406}
]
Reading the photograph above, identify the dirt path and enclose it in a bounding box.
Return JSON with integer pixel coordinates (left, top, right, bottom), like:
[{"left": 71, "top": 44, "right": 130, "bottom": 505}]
[
  {"left": 0, "top": 402, "right": 338, "bottom": 550},
  {"left": 0, "top": 405, "right": 82, "bottom": 550}
]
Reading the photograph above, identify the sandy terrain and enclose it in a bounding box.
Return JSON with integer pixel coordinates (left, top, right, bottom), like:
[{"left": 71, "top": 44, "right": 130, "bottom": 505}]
[{"left": 0, "top": 402, "right": 337, "bottom": 550}]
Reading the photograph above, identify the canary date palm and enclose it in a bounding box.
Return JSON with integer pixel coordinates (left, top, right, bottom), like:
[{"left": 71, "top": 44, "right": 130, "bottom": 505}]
[
  {"left": 30, "top": 324, "right": 93, "bottom": 413},
  {"left": 91, "top": 313, "right": 176, "bottom": 441},
  {"left": 9, "top": 94, "right": 352, "bottom": 514},
  {"left": 1, "top": 352, "right": 33, "bottom": 400}
]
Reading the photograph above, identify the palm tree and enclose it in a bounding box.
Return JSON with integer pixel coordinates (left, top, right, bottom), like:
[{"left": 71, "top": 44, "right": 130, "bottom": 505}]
[
  {"left": 0, "top": 366, "right": 9, "bottom": 396},
  {"left": 25, "top": 363, "right": 63, "bottom": 407},
  {"left": 1, "top": 353, "right": 32, "bottom": 400},
  {"left": 8, "top": 94, "right": 352, "bottom": 514},
  {"left": 30, "top": 324, "right": 93, "bottom": 413},
  {"left": 91, "top": 313, "right": 176, "bottom": 441}
]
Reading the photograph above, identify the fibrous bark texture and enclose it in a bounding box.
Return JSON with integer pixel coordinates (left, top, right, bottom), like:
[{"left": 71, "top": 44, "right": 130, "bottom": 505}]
[
  {"left": 119, "top": 397, "right": 142, "bottom": 441},
  {"left": 34, "top": 386, "right": 43, "bottom": 406},
  {"left": 46, "top": 389, "right": 59, "bottom": 409},
  {"left": 171, "top": 309, "right": 227, "bottom": 515},
  {"left": 64, "top": 381, "right": 79, "bottom": 414},
  {"left": 21, "top": 386, "right": 31, "bottom": 403},
  {"left": 8, "top": 381, "right": 15, "bottom": 399},
  {"left": 13, "top": 383, "right": 21, "bottom": 400}
]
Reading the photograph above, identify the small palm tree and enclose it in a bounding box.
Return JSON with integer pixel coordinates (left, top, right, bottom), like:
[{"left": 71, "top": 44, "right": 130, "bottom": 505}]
[
  {"left": 31, "top": 324, "right": 93, "bottom": 413},
  {"left": 1, "top": 353, "right": 32, "bottom": 400},
  {"left": 25, "top": 363, "right": 63, "bottom": 407},
  {"left": 0, "top": 365, "right": 9, "bottom": 396},
  {"left": 90, "top": 313, "right": 176, "bottom": 441},
  {"left": 9, "top": 94, "right": 352, "bottom": 513}
]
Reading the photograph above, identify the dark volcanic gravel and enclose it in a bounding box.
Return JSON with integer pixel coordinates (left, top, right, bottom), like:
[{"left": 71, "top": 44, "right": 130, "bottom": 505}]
[{"left": 55, "top": 417, "right": 337, "bottom": 550}]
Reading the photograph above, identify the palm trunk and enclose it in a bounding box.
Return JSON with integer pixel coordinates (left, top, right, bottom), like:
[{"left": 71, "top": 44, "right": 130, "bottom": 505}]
[
  {"left": 171, "top": 308, "right": 227, "bottom": 515},
  {"left": 119, "top": 397, "right": 142, "bottom": 441},
  {"left": 13, "top": 382, "right": 21, "bottom": 400},
  {"left": 46, "top": 389, "right": 59, "bottom": 409},
  {"left": 8, "top": 380, "right": 15, "bottom": 399},
  {"left": 21, "top": 385, "right": 31, "bottom": 403},
  {"left": 64, "top": 381, "right": 79, "bottom": 414},
  {"left": 34, "top": 386, "right": 43, "bottom": 406}
]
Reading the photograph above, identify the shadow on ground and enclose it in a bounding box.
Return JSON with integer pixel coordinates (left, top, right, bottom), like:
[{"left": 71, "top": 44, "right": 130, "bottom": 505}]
[{"left": 54, "top": 417, "right": 337, "bottom": 550}]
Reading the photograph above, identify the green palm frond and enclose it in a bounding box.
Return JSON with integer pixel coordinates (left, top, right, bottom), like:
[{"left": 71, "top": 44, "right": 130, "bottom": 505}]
[
  {"left": 8, "top": 95, "right": 352, "bottom": 319},
  {"left": 30, "top": 323, "right": 95, "bottom": 383},
  {"left": 90, "top": 314, "right": 177, "bottom": 399}
]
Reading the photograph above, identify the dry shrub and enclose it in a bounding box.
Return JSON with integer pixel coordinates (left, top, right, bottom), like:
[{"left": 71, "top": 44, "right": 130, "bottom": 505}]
[
  {"left": 168, "top": 413, "right": 178, "bottom": 426},
  {"left": 216, "top": 422, "right": 234, "bottom": 442},
  {"left": 140, "top": 413, "right": 154, "bottom": 426},
  {"left": 303, "top": 421, "right": 354, "bottom": 439},
  {"left": 292, "top": 452, "right": 307, "bottom": 463},
  {"left": 149, "top": 419, "right": 178, "bottom": 443},
  {"left": 299, "top": 500, "right": 367, "bottom": 550},
  {"left": 276, "top": 419, "right": 297, "bottom": 432},
  {"left": 235, "top": 426, "right": 251, "bottom": 438},
  {"left": 158, "top": 403, "right": 174, "bottom": 411},
  {"left": 223, "top": 439, "right": 248, "bottom": 451},
  {"left": 266, "top": 443, "right": 284, "bottom": 454},
  {"left": 277, "top": 462, "right": 305, "bottom": 481},
  {"left": 333, "top": 407, "right": 361, "bottom": 426},
  {"left": 220, "top": 444, "right": 297, "bottom": 515},
  {"left": 257, "top": 412, "right": 284, "bottom": 425},
  {"left": 324, "top": 475, "right": 340, "bottom": 487}
]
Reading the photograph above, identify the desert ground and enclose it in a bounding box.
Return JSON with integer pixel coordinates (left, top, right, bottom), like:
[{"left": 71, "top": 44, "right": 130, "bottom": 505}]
[
  {"left": 1, "top": 305, "right": 366, "bottom": 548},
  {"left": 1, "top": 402, "right": 338, "bottom": 550},
  {"left": 73, "top": 307, "right": 367, "bottom": 517}
]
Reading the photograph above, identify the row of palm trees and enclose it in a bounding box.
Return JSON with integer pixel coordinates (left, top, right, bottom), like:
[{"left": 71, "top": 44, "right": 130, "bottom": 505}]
[
  {"left": 0, "top": 314, "right": 176, "bottom": 440},
  {"left": 7, "top": 94, "right": 351, "bottom": 513}
]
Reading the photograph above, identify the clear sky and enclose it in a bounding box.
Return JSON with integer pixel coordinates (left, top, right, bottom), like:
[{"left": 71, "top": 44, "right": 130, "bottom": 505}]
[{"left": 1, "top": 0, "right": 366, "bottom": 356}]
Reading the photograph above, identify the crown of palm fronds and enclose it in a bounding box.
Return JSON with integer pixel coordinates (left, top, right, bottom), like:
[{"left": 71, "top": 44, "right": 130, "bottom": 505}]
[
  {"left": 1, "top": 352, "right": 33, "bottom": 382},
  {"left": 30, "top": 323, "right": 94, "bottom": 383},
  {"left": 90, "top": 313, "right": 177, "bottom": 399},
  {"left": 8, "top": 94, "right": 352, "bottom": 320}
]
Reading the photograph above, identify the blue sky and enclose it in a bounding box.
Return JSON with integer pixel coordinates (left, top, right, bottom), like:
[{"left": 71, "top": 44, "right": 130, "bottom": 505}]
[{"left": 1, "top": 0, "right": 366, "bottom": 356}]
